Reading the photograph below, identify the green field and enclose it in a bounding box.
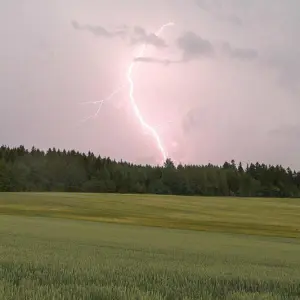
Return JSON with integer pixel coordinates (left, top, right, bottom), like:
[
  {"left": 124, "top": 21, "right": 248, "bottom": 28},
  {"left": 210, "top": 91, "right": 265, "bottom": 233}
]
[{"left": 1, "top": 193, "right": 300, "bottom": 299}]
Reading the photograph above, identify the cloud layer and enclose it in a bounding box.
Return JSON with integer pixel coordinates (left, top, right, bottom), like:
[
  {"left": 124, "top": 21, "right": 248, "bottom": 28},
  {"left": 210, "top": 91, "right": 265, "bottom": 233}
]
[
  {"left": 72, "top": 19, "right": 259, "bottom": 66},
  {"left": 131, "top": 26, "right": 167, "bottom": 48},
  {"left": 71, "top": 20, "right": 126, "bottom": 38},
  {"left": 177, "top": 31, "right": 214, "bottom": 61},
  {"left": 1, "top": 0, "right": 299, "bottom": 169},
  {"left": 72, "top": 20, "right": 168, "bottom": 48},
  {"left": 133, "top": 32, "right": 258, "bottom": 65}
]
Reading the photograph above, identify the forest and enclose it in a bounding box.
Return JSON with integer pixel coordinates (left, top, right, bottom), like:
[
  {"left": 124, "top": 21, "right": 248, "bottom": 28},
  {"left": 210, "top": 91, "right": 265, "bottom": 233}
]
[{"left": 0, "top": 145, "right": 300, "bottom": 197}]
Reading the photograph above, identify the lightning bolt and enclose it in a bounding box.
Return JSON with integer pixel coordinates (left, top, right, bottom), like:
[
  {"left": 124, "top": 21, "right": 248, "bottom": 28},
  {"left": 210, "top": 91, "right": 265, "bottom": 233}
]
[
  {"left": 80, "top": 22, "right": 174, "bottom": 164},
  {"left": 79, "top": 83, "right": 125, "bottom": 123},
  {"left": 127, "top": 22, "right": 174, "bottom": 164}
]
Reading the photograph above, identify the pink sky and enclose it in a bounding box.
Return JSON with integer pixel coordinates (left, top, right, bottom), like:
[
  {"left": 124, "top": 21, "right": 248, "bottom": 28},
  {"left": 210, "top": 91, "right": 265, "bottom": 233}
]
[{"left": 1, "top": 0, "right": 300, "bottom": 168}]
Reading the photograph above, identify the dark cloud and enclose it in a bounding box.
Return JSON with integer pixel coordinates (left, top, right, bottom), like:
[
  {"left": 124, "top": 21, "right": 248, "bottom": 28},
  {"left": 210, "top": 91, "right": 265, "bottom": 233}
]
[
  {"left": 134, "top": 36, "right": 257, "bottom": 67},
  {"left": 73, "top": 20, "right": 256, "bottom": 67},
  {"left": 71, "top": 20, "right": 126, "bottom": 38},
  {"left": 133, "top": 32, "right": 215, "bottom": 65},
  {"left": 176, "top": 32, "right": 214, "bottom": 61},
  {"left": 133, "top": 32, "right": 215, "bottom": 66},
  {"left": 131, "top": 26, "right": 167, "bottom": 48},
  {"left": 222, "top": 42, "right": 258, "bottom": 61},
  {"left": 133, "top": 26, "right": 146, "bottom": 36},
  {"left": 133, "top": 57, "right": 180, "bottom": 65},
  {"left": 72, "top": 21, "right": 167, "bottom": 48}
]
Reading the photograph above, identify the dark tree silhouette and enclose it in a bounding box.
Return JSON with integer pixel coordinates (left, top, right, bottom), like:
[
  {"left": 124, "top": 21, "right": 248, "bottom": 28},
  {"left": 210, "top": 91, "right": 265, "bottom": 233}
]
[{"left": 0, "top": 145, "right": 300, "bottom": 197}]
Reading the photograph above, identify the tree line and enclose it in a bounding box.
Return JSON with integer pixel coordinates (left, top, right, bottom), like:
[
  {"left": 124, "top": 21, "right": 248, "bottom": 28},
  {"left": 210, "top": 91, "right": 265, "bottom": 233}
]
[{"left": 0, "top": 145, "right": 300, "bottom": 197}]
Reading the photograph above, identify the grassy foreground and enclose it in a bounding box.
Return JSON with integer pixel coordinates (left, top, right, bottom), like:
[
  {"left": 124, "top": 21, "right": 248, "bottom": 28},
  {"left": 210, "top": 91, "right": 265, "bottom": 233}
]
[
  {"left": 1, "top": 192, "right": 300, "bottom": 238},
  {"left": 1, "top": 193, "right": 300, "bottom": 299},
  {"left": 1, "top": 215, "right": 300, "bottom": 299}
]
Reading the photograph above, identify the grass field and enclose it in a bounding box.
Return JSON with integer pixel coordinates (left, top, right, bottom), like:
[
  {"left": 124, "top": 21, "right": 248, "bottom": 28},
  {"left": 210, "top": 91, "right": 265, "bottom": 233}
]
[
  {"left": 1, "top": 193, "right": 300, "bottom": 299},
  {"left": 1, "top": 192, "right": 300, "bottom": 238}
]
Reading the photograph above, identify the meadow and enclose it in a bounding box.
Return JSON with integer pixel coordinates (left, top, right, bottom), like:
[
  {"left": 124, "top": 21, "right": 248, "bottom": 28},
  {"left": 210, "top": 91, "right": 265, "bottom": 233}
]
[{"left": 1, "top": 193, "right": 300, "bottom": 299}]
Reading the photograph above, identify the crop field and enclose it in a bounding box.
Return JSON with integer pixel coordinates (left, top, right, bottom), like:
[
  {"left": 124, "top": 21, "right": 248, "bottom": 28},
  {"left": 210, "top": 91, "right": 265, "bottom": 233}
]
[{"left": 1, "top": 193, "right": 300, "bottom": 299}]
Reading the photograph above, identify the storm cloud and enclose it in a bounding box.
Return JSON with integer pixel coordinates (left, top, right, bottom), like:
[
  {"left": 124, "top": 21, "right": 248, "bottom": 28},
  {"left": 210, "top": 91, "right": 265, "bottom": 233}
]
[
  {"left": 177, "top": 31, "right": 214, "bottom": 61},
  {"left": 134, "top": 37, "right": 258, "bottom": 65},
  {"left": 71, "top": 20, "right": 126, "bottom": 38},
  {"left": 1, "top": 0, "right": 300, "bottom": 169},
  {"left": 72, "top": 21, "right": 168, "bottom": 48},
  {"left": 131, "top": 26, "right": 167, "bottom": 48}
]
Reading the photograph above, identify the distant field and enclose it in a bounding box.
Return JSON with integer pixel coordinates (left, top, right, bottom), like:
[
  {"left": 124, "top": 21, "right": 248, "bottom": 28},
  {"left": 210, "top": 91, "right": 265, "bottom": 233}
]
[
  {"left": 0, "top": 192, "right": 300, "bottom": 238},
  {"left": 1, "top": 193, "right": 300, "bottom": 299}
]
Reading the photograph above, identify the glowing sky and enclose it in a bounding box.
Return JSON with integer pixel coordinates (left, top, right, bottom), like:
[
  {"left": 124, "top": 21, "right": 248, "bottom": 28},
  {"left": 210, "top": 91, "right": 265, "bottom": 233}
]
[{"left": 1, "top": 0, "right": 300, "bottom": 168}]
